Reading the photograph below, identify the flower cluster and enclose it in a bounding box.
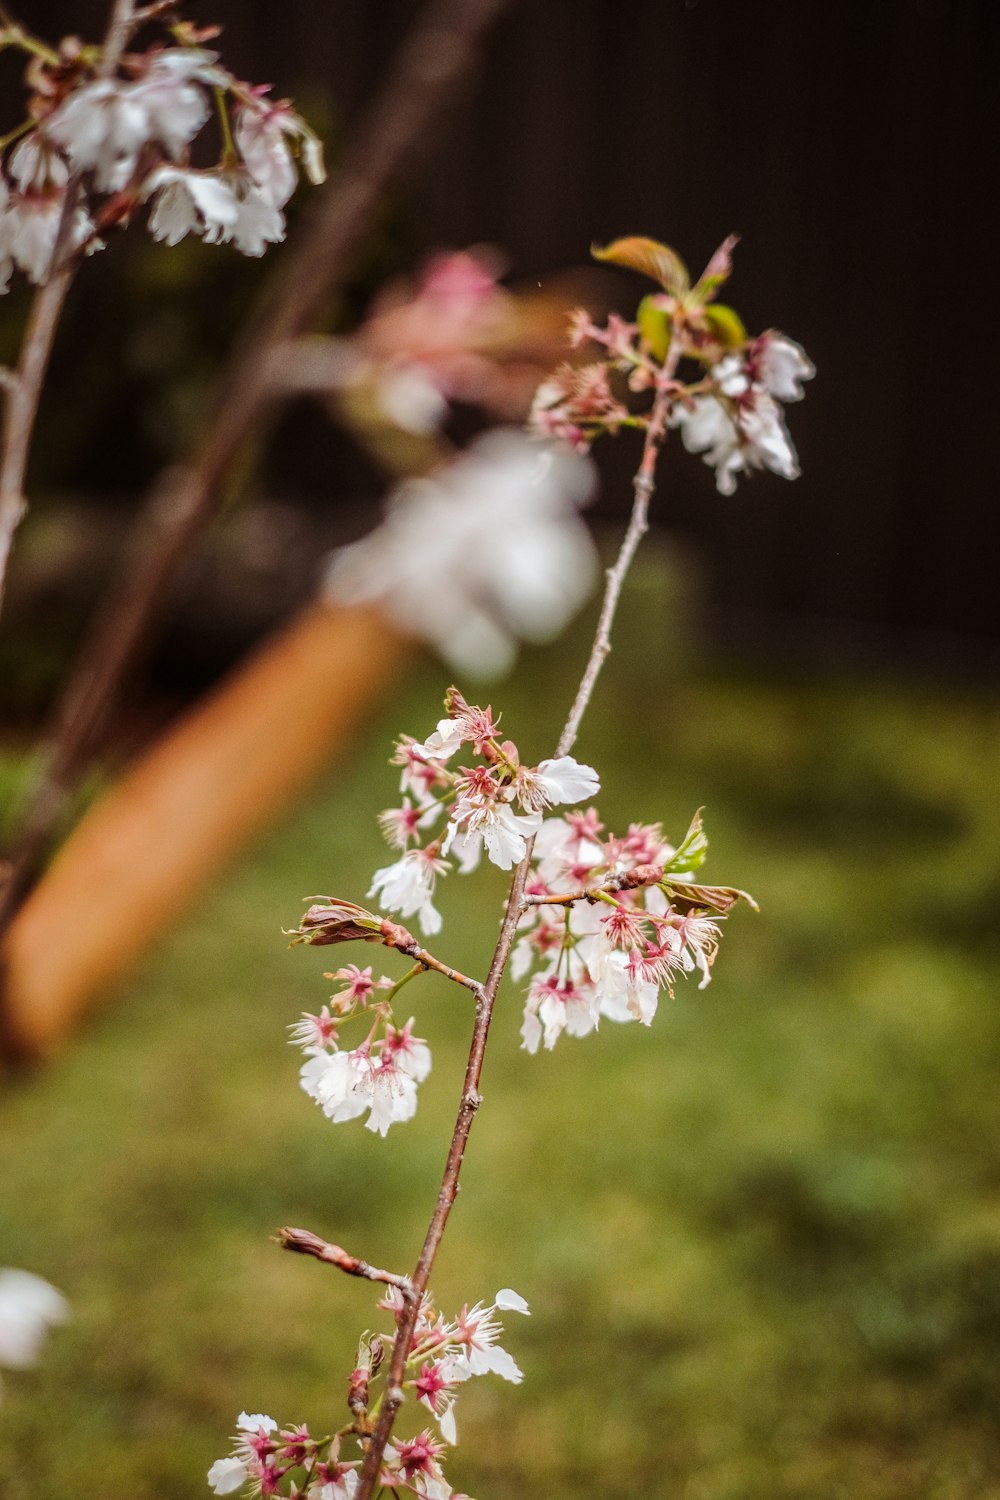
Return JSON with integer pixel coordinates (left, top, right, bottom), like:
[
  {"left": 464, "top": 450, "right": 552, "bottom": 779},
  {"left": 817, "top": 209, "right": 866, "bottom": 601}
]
[
  {"left": 0, "top": 15, "right": 323, "bottom": 291},
  {"left": 529, "top": 234, "right": 814, "bottom": 493},
  {"left": 207, "top": 1286, "right": 529, "bottom": 1498},
  {"left": 513, "top": 808, "right": 750, "bottom": 1051},
  {"left": 293, "top": 964, "right": 432, "bottom": 1138},
  {"left": 0, "top": 1267, "right": 69, "bottom": 1401},
  {"left": 369, "top": 688, "right": 600, "bottom": 933}
]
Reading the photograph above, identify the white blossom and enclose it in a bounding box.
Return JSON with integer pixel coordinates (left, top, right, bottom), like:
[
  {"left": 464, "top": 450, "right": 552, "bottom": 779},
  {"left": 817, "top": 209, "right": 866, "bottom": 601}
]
[
  {"left": 368, "top": 849, "right": 446, "bottom": 934},
  {"left": 669, "top": 394, "right": 744, "bottom": 496},
  {"left": 147, "top": 167, "right": 239, "bottom": 246},
  {"left": 324, "top": 431, "right": 598, "bottom": 677},
  {"left": 516, "top": 755, "right": 600, "bottom": 813},
  {"left": 207, "top": 1456, "right": 248, "bottom": 1495},
  {"left": 300, "top": 1048, "right": 418, "bottom": 1135},
  {"left": 0, "top": 1269, "right": 69, "bottom": 1376},
  {"left": 46, "top": 80, "right": 151, "bottom": 191},
  {"left": 235, "top": 101, "right": 325, "bottom": 209},
  {"left": 444, "top": 799, "right": 542, "bottom": 872},
  {"left": 130, "top": 49, "right": 219, "bottom": 158},
  {"left": 755, "top": 332, "right": 815, "bottom": 402}
]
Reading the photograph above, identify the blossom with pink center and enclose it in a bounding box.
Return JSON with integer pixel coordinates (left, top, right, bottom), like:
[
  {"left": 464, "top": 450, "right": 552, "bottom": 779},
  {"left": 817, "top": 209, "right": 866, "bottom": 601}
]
[
  {"left": 510, "top": 914, "right": 563, "bottom": 980},
  {"left": 382, "top": 1018, "right": 432, "bottom": 1082},
  {"left": 328, "top": 963, "right": 386, "bottom": 1006},
  {"left": 300, "top": 1047, "right": 420, "bottom": 1136},
  {"left": 521, "top": 972, "right": 600, "bottom": 1053},
  {"left": 515, "top": 754, "right": 600, "bottom": 814},
  {"left": 383, "top": 1431, "right": 451, "bottom": 1499},
  {"left": 288, "top": 1005, "right": 338, "bottom": 1052},
  {"left": 207, "top": 1412, "right": 278, "bottom": 1495},
  {"left": 414, "top": 1358, "right": 462, "bottom": 1442},
  {"left": 392, "top": 738, "right": 453, "bottom": 805},
  {"left": 448, "top": 1289, "right": 529, "bottom": 1383},
  {"left": 444, "top": 795, "right": 542, "bottom": 873},
  {"left": 668, "top": 910, "right": 723, "bottom": 988},
  {"left": 528, "top": 360, "right": 630, "bottom": 450},
  {"left": 368, "top": 848, "right": 448, "bottom": 935},
  {"left": 308, "top": 1465, "right": 359, "bottom": 1499}
]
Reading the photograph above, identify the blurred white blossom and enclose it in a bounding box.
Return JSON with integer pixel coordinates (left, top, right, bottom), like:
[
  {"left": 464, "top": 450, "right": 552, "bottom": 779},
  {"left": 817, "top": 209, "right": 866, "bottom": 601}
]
[
  {"left": 324, "top": 430, "right": 598, "bottom": 676},
  {"left": 0, "top": 1268, "right": 69, "bottom": 1398}
]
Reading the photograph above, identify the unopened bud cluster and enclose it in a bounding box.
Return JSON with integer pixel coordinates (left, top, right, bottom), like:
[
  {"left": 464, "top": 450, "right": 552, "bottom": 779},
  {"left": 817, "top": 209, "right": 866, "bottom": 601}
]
[
  {"left": 529, "top": 235, "right": 814, "bottom": 493},
  {"left": 0, "top": 12, "right": 323, "bottom": 291},
  {"left": 208, "top": 1285, "right": 530, "bottom": 1498}
]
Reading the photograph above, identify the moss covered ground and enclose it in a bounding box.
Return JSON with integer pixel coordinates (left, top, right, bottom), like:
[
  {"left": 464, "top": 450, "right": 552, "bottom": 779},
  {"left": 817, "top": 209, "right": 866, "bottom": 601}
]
[{"left": 3, "top": 579, "right": 1000, "bottom": 1499}]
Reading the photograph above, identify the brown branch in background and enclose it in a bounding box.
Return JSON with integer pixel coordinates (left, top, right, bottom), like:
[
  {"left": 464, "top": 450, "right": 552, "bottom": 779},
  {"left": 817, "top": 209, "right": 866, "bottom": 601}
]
[
  {"left": 0, "top": 263, "right": 77, "bottom": 612},
  {"left": 0, "top": 0, "right": 514, "bottom": 936},
  {"left": 352, "top": 375, "right": 679, "bottom": 1500},
  {"left": 276, "top": 1227, "right": 413, "bottom": 1295}
]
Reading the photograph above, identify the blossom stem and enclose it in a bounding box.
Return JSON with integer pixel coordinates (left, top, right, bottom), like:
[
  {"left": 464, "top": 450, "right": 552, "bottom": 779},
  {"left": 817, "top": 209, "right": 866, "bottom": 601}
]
[
  {"left": 0, "top": 25, "right": 60, "bottom": 64},
  {"left": 353, "top": 350, "right": 681, "bottom": 1500},
  {"left": 275, "top": 1228, "right": 413, "bottom": 1295},
  {"left": 381, "top": 962, "right": 426, "bottom": 1005},
  {"left": 214, "top": 85, "right": 238, "bottom": 168},
  {"left": 383, "top": 939, "right": 484, "bottom": 1002}
]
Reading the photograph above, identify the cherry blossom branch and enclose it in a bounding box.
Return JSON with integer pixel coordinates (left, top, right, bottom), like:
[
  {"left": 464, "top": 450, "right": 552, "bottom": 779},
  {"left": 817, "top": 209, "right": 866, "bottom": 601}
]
[
  {"left": 0, "top": 1, "right": 135, "bottom": 615},
  {"left": 520, "top": 861, "right": 667, "bottom": 908},
  {"left": 275, "top": 1228, "right": 413, "bottom": 1296},
  {"left": 352, "top": 372, "right": 682, "bottom": 1500},
  {"left": 290, "top": 905, "right": 485, "bottom": 1002},
  {"left": 385, "top": 936, "right": 486, "bottom": 1002}
]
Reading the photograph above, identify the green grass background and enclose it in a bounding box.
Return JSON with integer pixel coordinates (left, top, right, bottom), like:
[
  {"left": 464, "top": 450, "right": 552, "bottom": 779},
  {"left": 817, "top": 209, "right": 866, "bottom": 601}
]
[{"left": 2, "top": 562, "right": 1000, "bottom": 1499}]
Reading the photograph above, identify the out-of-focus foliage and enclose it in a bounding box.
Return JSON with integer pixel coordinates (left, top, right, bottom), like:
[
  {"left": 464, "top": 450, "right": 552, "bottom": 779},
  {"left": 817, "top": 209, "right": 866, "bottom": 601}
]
[{"left": 1, "top": 561, "right": 998, "bottom": 1499}]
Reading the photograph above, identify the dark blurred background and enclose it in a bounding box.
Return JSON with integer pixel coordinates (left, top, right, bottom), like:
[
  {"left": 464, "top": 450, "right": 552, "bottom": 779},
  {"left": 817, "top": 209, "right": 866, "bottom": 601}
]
[{"left": 2, "top": 0, "right": 997, "bottom": 730}]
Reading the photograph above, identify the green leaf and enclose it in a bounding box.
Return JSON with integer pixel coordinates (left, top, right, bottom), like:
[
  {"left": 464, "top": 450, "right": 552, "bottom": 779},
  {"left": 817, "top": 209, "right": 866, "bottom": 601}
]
[
  {"left": 659, "top": 880, "right": 760, "bottom": 917},
  {"left": 637, "top": 294, "right": 672, "bottom": 361},
  {"left": 701, "top": 304, "right": 748, "bottom": 350},
  {"left": 664, "top": 808, "right": 709, "bottom": 875},
  {"left": 592, "top": 236, "right": 690, "bottom": 297}
]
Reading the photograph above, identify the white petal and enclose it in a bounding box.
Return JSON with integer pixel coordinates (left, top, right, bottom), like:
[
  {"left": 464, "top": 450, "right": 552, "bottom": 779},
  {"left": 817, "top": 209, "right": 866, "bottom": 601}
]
[{"left": 494, "top": 1288, "right": 530, "bottom": 1316}]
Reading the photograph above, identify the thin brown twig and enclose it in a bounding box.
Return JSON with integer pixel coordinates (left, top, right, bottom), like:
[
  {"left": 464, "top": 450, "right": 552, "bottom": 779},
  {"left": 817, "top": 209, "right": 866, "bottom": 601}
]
[
  {"left": 0, "top": 0, "right": 514, "bottom": 949},
  {"left": 353, "top": 371, "right": 680, "bottom": 1499},
  {"left": 520, "top": 861, "right": 667, "bottom": 908},
  {"left": 275, "top": 1228, "right": 412, "bottom": 1295}
]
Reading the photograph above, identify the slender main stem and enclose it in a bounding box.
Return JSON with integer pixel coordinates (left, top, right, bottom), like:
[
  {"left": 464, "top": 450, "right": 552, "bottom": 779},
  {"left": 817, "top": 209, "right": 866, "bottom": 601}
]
[{"left": 353, "top": 370, "right": 680, "bottom": 1498}]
